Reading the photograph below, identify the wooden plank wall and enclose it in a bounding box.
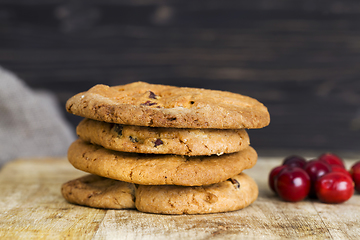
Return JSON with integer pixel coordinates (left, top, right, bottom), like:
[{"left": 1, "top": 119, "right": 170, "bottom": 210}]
[{"left": 0, "top": 0, "right": 359, "bottom": 157}]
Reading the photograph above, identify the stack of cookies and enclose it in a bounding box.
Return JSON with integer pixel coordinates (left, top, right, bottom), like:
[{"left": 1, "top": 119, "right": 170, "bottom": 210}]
[{"left": 61, "top": 82, "right": 270, "bottom": 214}]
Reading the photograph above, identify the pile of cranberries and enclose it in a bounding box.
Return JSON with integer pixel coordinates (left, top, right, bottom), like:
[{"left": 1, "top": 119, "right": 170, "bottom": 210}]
[{"left": 269, "top": 153, "right": 360, "bottom": 203}]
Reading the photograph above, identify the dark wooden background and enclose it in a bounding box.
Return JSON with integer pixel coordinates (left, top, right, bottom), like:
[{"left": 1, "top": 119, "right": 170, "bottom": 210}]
[{"left": 1, "top": 0, "right": 359, "bottom": 158}]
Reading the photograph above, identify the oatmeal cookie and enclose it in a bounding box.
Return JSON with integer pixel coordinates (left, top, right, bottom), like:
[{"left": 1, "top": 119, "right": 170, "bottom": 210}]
[
  {"left": 76, "top": 118, "right": 250, "bottom": 156},
  {"left": 67, "top": 139, "right": 258, "bottom": 186},
  {"left": 66, "top": 82, "right": 270, "bottom": 129}
]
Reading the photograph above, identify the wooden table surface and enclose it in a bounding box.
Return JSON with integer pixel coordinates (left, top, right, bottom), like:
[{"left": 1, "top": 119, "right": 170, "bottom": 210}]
[{"left": 1, "top": 157, "right": 360, "bottom": 240}]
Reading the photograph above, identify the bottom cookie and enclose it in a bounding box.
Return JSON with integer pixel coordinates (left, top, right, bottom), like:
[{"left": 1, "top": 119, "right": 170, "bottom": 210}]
[
  {"left": 61, "top": 174, "right": 136, "bottom": 209},
  {"left": 135, "top": 172, "right": 258, "bottom": 214},
  {"left": 61, "top": 173, "right": 258, "bottom": 214}
]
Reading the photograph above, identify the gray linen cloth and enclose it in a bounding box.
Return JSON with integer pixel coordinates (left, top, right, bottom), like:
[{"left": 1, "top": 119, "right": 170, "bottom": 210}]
[{"left": 0, "top": 67, "right": 76, "bottom": 168}]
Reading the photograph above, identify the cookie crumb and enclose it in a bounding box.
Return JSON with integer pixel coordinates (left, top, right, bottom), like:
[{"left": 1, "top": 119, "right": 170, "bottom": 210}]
[
  {"left": 228, "top": 178, "right": 240, "bottom": 189},
  {"left": 148, "top": 91, "right": 157, "bottom": 99}
]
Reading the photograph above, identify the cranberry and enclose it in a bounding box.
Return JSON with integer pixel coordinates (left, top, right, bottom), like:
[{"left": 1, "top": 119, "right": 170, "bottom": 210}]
[
  {"left": 154, "top": 138, "right": 163, "bottom": 147},
  {"left": 141, "top": 101, "right": 157, "bottom": 106},
  {"left": 282, "top": 155, "right": 307, "bottom": 168},
  {"left": 315, "top": 172, "right": 354, "bottom": 204},
  {"left": 148, "top": 91, "right": 157, "bottom": 99},
  {"left": 350, "top": 161, "right": 360, "bottom": 192},
  {"left": 304, "top": 160, "right": 332, "bottom": 197},
  {"left": 304, "top": 160, "right": 332, "bottom": 182},
  {"left": 318, "top": 153, "right": 345, "bottom": 168},
  {"left": 330, "top": 165, "right": 351, "bottom": 179},
  {"left": 268, "top": 165, "right": 288, "bottom": 193},
  {"left": 275, "top": 167, "right": 310, "bottom": 202}
]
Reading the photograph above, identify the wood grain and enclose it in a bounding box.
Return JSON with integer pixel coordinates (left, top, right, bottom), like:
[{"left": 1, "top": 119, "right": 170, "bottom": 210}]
[{"left": 1, "top": 157, "right": 360, "bottom": 239}]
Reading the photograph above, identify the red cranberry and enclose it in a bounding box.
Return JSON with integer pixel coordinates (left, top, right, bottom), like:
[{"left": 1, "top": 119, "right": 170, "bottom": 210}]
[
  {"left": 318, "top": 153, "right": 345, "bottom": 168},
  {"left": 275, "top": 167, "right": 311, "bottom": 202},
  {"left": 315, "top": 172, "right": 354, "bottom": 204},
  {"left": 268, "top": 165, "right": 288, "bottom": 193},
  {"left": 282, "top": 155, "right": 307, "bottom": 168},
  {"left": 330, "top": 165, "right": 351, "bottom": 179},
  {"left": 304, "top": 160, "right": 332, "bottom": 197},
  {"left": 350, "top": 161, "right": 360, "bottom": 192},
  {"left": 304, "top": 160, "right": 332, "bottom": 182}
]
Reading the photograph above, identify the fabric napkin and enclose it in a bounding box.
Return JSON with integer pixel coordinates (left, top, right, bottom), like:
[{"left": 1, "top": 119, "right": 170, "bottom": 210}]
[{"left": 0, "top": 67, "right": 76, "bottom": 168}]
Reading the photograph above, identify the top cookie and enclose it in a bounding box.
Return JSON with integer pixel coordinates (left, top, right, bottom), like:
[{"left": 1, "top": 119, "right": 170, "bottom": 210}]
[{"left": 66, "top": 82, "right": 270, "bottom": 129}]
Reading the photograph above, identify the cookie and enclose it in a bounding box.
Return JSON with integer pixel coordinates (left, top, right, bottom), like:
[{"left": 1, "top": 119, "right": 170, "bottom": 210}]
[
  {"left": 68, "top": 139, "right": 258, "bottom": 186},
  {"left": 61, "top": 174, "right": 136, "bottom": 209},
  {"left": 66, "top": 82, "right": 270, "bottom": 129},
  {"left": 135, "top": 172, "right": 258, "bottom": 214},
  {"left": 76, "top": 118, "right": 250, "bottom": 156}
]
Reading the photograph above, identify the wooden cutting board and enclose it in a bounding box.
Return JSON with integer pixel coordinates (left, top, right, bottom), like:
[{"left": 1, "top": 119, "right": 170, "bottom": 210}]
[{"left": 0, "top": 157, "right": 360, "bottom": 239}]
